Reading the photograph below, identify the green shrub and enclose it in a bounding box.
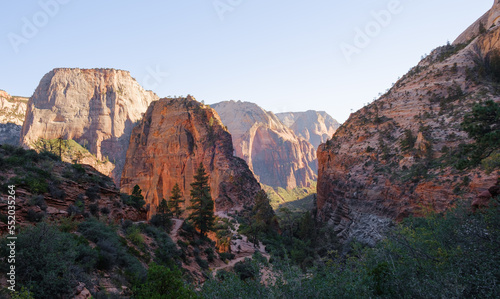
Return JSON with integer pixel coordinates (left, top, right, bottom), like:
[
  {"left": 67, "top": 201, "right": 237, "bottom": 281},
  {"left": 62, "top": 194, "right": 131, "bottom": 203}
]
[
  {"left": 0, "top": 224, "right": 83, "bottom": 298},
  {"left": 482, "top": 151, "right": 500, "bottom": 173},
  {"left": 127, "top": 226, "right": 145, "bottom": 248},
  {"left": 78, "top": 218, "right": 145, "bottom": 279},
  {"left": 143, "top": 225, "right": 180, "bottom": 266},
  {"left": 100, "top": 206, "right": 110, "bottom": 215},
  {"left": 218, "top": 252, "right": 235, "bottom": 261},
  {"left": 89, "top": 203, "right": 99, "bottom": 216},
  {"left": 24, "top": 175, "right": 48, "bottom": 194},
  {"left": 85, "top": 184, "right": 100, "bottom": 201},
  {"left": 233, "top": 259, "right": 258, "bottom": 281},
  {"left": 133, "top": 263, "right": 196, "bottom": 298},
  {"left": 26, "top": 209, "right": 44, "bottom": 222},
  {"left": 195, "top": 256, "right": 209, "bottom": 270},
  {"left": 400, "top": 129, "right": 416, "bottom": 152}
]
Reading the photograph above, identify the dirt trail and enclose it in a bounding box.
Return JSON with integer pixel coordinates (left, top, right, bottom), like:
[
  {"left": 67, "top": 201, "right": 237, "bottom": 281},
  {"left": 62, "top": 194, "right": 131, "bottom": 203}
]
[
  {"left": 211, "top": 211, "right": 270, "bottom": 276},
  {"left": 170, "top": 218, "right": 184, "bottom": 242}
]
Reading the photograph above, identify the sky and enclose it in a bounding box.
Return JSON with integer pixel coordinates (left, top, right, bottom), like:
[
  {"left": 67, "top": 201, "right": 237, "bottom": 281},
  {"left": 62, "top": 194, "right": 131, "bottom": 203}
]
[{"left": 0, "top": 0, "right": 493, "bottom": 123}]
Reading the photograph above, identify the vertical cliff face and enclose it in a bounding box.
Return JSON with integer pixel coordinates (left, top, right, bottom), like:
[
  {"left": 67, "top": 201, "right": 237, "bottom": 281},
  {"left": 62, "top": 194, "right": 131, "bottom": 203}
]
[
  {"left": 211, "top": 101, "right": 317, "bottom": 189},
  {"left": 120, "top": 96, "right": 262, "bottom": 217},
  {"left": 317, "top": 5, "right": 500, "bottom": 246},
  {"left": 276, "top": 110, "right": 340, "bottom": 149},
  {"left": 20, "top": 68, "right": 158, "bottom": 184},
  {"left": 0, "top": 90, "right": 28, "bottom": 145}
]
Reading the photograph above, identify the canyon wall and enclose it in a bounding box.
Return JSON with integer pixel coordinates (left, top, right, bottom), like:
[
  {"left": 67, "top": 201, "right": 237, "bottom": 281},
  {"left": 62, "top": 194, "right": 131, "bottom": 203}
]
[
  {"left": 317, "top": 2, "right": 500, "bottom": 246},
  {"left": 211, "top": 101, "right": 317, "bottom": 189}
]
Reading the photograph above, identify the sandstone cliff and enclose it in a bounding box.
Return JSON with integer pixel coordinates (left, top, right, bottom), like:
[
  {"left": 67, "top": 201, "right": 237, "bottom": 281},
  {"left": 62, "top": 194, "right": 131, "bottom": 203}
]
[
  {"left": 0, "top": 90, "right": 27, "bottom": 126},
  {"left": 120, "top": 96, "right": 262, "bottom": 217},
  {"left": 20, "top": 68, "right": 158, "bottom": 184},
  {"left": 317, "top": 5, "right": 500, "bottom": 246},
  {"left": 211, "top": 101, "right": 317, "bottom": 189},
  {"left": 454, "top": 1, "right": 500, "bottom": 45},
  {"left": 0, "top": 90, "right": 28, "bottom": 146},
  {"left": 276, "top": 110, "right": 340, "bottom": 149}
]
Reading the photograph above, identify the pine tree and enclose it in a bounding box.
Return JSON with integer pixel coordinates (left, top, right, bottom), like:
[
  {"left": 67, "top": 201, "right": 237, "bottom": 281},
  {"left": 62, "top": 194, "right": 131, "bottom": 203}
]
[
  {"left": 168, "top": 183, "right": 184, "bottom": 218},
  {"left": 151, "top": 198, "right": 172, "bottom": 230},
  {"left": 188, "top": 163, "right": 215, "bottom": 237},
  {"left": 157, "top": 198, "right": 170, "bottom": 215},
  {"left": 128, "top": 185, "right": 146, "bottom": 210}
]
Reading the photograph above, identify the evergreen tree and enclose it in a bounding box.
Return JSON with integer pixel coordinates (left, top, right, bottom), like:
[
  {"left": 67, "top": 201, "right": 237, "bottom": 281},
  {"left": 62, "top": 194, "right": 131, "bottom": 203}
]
[
  {"left": 157, "top": 198, "right": 169, "bottom": 215},
  {"left": 252, "top": 191, "right": 278, "bottom": 233},
  {"left": 168, "top": 183, "right": 184, "bottom": 218},
  {"left": 151, "top": 198, "right": 172, "bottom": 231},
  {"left": 127, "top": 185, "right": 146, "bottom": 210},
  {"left": 188, "top": 163, "right": 215, "bottom": 237},
  {"left": 461, "top": 100, "right": 500, "bottom": 166}
]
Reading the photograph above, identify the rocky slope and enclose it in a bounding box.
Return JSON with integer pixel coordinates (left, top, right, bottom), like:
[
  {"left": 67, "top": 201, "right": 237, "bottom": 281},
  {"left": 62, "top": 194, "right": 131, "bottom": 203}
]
[
  {"left": 276, "top": 110, "right": 340, "bottom": 149},
  {"left": 0, "top": 90, "right": 28, "bottom": 146},
  {"left": 0, "top": 144, "right": 145, "bottom": 234},
  {"left": 120, "top": 96, "right": 262, "bottom": 217},
  {"left": 20, "top": 68, "right": 158, "bottom": 185},
  {"left": 211, "top": 101, "right": 317, "bottom": 189},
  {"left": 317, "top": 2, "right": 500, "bottom": 246}
]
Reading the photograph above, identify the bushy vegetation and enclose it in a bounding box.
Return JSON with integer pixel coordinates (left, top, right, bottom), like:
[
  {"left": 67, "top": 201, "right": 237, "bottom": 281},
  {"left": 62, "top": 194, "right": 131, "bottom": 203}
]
[
  {"left": 0, "top": 223, "right": 91, "bottom": 298},
  {"left": 202, "top": 198, "right": 500, "bottom": 298},
  {"left": 446, "top": 100, "right": 500, "bottom": 171},
  {"left": 133, "top": 263, "right": 196, "bottom": 298},
  {"left": 262, "top": 182, "right": 317, "bottom": 210}
]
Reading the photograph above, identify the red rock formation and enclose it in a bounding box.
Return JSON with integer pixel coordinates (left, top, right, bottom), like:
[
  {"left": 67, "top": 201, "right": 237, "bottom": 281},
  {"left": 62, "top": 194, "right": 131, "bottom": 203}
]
[
  {"left": 120, "top": 96, "right": 262, "bottom": 217},
  {"left": 20, "top": 68, "right": 158, "bottom": 185},
  {"left": 317, "top": 4, "right": 500, "bottom": 245},
  {"left": 211, "top": 101, "right": 317, "bottom": 189}
]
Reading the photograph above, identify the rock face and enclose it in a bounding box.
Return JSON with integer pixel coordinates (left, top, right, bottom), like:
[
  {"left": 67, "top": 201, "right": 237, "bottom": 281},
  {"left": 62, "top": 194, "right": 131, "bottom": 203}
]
[
  {"left": 120, "top": 96, "right": 262, "bottom": 217},
  {"left": 317, "top": 6, "right": 500, "bottom": 246},
  {"left": 20, "top": 68, "right": 158, "bottom": 185},
  {"left": 0, "top": 90, "right": 27, "bottom": 126},
  {"left": 211, "top": 101, "right": 317, "bottom": 189},
  {"left": 0, "top": 90, "right": 28, "bottom": 146},
  {"left": 276, "top": 110, "right": 340, "bottom": 149},
  {"left": 454, "top": 1, "right": 500, "bottom": 45}
]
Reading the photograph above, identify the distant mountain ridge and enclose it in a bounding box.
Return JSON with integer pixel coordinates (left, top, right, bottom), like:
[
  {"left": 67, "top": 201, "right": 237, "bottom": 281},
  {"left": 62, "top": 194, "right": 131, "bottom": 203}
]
[
  {"left": 276, "top": 110, "right": 340, "bottom": 149},
  {"left": 211, "top": 100, "right": 317, "bottom": 190}
]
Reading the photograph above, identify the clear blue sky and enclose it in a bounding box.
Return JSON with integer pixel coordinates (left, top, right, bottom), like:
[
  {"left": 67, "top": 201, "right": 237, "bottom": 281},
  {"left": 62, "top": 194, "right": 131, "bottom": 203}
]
[{"left": 0, "top": 0, "right": 493, "bottom": 123}]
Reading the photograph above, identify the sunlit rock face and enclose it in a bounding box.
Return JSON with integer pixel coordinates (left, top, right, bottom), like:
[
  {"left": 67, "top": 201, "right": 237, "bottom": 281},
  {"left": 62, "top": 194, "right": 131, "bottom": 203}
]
[
  {"left": 211, "top": 100, "right": 317, "bottom": 189},
  {"left": 0, "top": 90, "right": 27, "bottom": 146},
  {"left": 276, "top": 110, "right": 340, "bottom": 149},
  {"left": 454, "top": 0, "right": 500, "bottom": 45},
  {"left": 20, "top": 68, "right": 158, "bottom": 184},
  {"left": 317, "top": 4, "right": 500, "bottom": 245},
  {"left": 121, "top": 96, "right": 262, "bottom": 217}
]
